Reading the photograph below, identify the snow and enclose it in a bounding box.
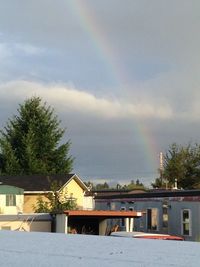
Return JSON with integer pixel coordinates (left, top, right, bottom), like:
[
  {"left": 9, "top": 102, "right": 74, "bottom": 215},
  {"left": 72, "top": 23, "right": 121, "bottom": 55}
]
[{"left": 0, "top": 230, "right": 199, "bottom": 267}]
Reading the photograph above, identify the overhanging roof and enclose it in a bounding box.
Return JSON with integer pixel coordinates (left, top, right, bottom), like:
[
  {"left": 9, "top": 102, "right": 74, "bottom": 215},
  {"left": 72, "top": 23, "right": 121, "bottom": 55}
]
[{"left": 64, "top": 210, "right": 143, "bottom": 218}]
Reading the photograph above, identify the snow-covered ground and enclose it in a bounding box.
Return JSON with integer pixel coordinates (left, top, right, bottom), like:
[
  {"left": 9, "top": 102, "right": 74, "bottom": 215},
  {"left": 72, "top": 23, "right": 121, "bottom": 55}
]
[{"left": 0, "top": 230, "right": 199, "bottom": 267}]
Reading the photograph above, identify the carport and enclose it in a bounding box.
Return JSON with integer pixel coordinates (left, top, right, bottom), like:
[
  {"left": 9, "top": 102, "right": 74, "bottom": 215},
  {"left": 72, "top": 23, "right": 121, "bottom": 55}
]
[{"left": 56, "top": 210, "right": 143, "bottom": 235}]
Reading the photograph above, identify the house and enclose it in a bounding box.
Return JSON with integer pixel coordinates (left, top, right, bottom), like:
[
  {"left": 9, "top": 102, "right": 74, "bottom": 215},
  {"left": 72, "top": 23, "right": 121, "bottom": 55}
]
[
  {"left": 0, "top": 174, "right": 93, "bottom": 213},
  {"left": 0, "top": 185, "right": 24, "bottom": 215},
  {"left": 94, "top": 189, "right": 200, "bottom": 241}
]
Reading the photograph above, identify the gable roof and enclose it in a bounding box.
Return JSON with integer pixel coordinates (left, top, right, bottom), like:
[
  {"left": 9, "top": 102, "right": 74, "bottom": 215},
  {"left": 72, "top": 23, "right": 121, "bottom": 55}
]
[{"left": 0, "top": 174, "right": 89, "bottom": 192}]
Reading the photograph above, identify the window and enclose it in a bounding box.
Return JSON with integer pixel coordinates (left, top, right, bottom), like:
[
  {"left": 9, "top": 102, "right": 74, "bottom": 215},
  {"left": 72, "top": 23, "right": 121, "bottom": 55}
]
[
  {"left": 182, "top": 209, "right": 191, "bottom": 236},
  {"left": 147, "top": 208, "right": 159, "bottom": 231},
  {"left": 110, "top": 202, "right": 116, "bottom": 210},
  {"left": 129, "top": 207, "right": 134, "bottom": 211},
  {"left": 1, "top": 226, "right": 11, "bottom": 230},
  {"left": 6, "top": 194, "right": 16, "bottom": 206},
  {"left": 162, "top": 205, "right": 168, "bottom": 228}
]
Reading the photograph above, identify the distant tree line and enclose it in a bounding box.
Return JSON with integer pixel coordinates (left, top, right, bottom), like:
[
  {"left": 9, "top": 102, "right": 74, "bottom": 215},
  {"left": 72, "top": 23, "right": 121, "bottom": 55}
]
[{"left": 85, "top": 179, "right": 145, "bottom": 190}]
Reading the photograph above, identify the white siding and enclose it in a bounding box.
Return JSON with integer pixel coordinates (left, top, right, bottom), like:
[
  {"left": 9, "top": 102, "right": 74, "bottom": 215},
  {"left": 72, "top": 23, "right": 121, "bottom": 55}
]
[{"left": 0, "top": 194, "right": 24, "bottom": 214}]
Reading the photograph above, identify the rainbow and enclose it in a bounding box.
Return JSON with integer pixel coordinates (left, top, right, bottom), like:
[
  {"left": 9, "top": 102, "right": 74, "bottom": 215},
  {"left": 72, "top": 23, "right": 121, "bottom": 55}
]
[
  {"left": 68, "top": 0, "right": 128, "bottom": 88},
  {"left": 67, "top": 0, "right": 158, "bottom": 179}
]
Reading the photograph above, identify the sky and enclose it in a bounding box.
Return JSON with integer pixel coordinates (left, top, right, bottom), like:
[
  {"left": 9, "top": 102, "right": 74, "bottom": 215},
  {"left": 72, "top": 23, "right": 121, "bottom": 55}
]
[
  {"left": 0, "top": 0, "right": 200, "bottom": 185},
  {"left": 0, "top": 230, "right": 199, "bottom": 267}
]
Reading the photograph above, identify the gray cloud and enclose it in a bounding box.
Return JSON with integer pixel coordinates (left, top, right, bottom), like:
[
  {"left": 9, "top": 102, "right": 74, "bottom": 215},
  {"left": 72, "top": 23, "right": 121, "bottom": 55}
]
[{"left": 0, "top": 80, "right": 199, "bottom": 185}]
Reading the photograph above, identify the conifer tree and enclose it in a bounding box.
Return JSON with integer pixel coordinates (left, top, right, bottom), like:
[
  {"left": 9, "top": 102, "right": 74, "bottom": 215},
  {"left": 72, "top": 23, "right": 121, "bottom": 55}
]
[
  {"left": 152, "top": 143, "right": 200, "bottom": 189},
  {"left": 0, "top": 97, "right": 73, "bottom": 175}
]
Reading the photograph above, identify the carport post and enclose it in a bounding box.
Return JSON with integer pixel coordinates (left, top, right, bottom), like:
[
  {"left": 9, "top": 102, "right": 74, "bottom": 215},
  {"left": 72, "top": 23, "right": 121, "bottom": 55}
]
[
  {"left": 130, "top": 218, "right": 134, "bottom": 232},
  {"left": 125, "top": 218, "right": 130, "bottom": 232},
  {"left": 99, "top": 219, "right": 107, "bottom": 235},
  {"left": 56, "top": 214, "right": 68, "bottom": 233}
]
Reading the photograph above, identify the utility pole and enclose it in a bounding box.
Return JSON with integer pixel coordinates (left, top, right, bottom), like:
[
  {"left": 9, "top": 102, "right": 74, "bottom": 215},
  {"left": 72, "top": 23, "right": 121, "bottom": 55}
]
[{"left": 159, "top": 152, "right": 164, "bottom": 186}]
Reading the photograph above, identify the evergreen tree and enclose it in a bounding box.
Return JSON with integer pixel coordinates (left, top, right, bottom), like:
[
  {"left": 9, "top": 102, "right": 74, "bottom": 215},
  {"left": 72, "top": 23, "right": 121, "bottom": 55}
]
[
  {"left": 152, "top": 143, "right": 200, "bottom": 189},
  {"left": 0, "top": 97, "right": 73, "bottom": 175},
  {"left": 95, "top": 182, "right": 109, "bottom": 190},
  {"left": 122, "top": 179, "right": 145, "bottom": 190}
]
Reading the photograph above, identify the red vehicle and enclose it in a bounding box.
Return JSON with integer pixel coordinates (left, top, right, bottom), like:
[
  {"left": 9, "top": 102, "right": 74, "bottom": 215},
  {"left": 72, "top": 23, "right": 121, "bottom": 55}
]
[{"left": 110, "top": 231, "right": 184, "bottom": 241}]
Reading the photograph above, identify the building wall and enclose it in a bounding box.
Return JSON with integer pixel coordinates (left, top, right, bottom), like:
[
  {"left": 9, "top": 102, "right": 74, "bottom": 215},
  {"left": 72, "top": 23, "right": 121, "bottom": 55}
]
[
  {"left": 95, "top": 197, "right": 200, "bottom": 241},
  {"left": 96, "top": 199, "right": 162, "bottom": 232},
  {"left": 62, "top": 179, "right": 85, "bottom": 208},
  {"left": 133, "top": 200, "right": 200, "bottom": 241},
  {"left": 0, "top": 194, "right": 24, "bottom": 215},
  {"left": 0, "top": 221, "right": 51, "bottom": 232},
  {"left": 24, "top": 178, "right": 89, "bottom": 213},
  {"left": 83, "top": 196, "right": 95, "bottom": 210},
  {"left": 24, "top": 194, "right": 49, "bottom": 213},
  {"left": 168, "top": 201, "right": 200, "bottom": 241},
  {"left": 0, "top": 214, "right": 51, "bottom": 232}
]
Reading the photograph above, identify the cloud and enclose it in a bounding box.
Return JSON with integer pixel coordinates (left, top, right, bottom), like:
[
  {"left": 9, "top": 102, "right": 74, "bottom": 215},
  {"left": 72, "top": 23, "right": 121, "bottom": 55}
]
[
  {"left": 0, "top": 43, "right": 11, "bottom": 59},
  {"left": 0, "top": 41, "right": 43, "bottom": 56},
  {"left": 0, "top": 79, "right": 199, "bottom": 184},
  {"left": 14, "top": 43, "right": 44, "bottom": 55},
  {"left": 1, "top": 78, "right": 200, "bottom": 122},
  {"left": 0, "top": 80, "right": 173, "bottom": 120}
]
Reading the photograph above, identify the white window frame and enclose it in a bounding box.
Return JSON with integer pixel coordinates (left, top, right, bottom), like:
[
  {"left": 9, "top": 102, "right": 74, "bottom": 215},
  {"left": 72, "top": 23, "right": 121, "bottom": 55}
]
[
  {"left": 181, "top": 209, "right": 192, "bottom": 236},
  {"left": 6, "top": 194, "right": 16, "bottom": 206}
]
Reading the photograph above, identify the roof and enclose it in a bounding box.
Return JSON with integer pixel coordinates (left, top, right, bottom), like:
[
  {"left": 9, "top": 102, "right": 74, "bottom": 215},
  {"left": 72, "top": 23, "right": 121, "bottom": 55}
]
[
  {"left": 95, "top": 189, "right": 200, "bottom": 200},
  {"left": 0, "top": 231, "right": 199, "bottom": 266},
  {"left": 64, "top": 210, "right": 143, "bottom": 218},
  {"left": 86, "top": 189, "right": 146, "bottom": 197},
  {"left": 0, "top": 174, "right": 88, "bottom": 192},
  {"left": 0, "top": 185, "right": 24, "bottom": 195}
]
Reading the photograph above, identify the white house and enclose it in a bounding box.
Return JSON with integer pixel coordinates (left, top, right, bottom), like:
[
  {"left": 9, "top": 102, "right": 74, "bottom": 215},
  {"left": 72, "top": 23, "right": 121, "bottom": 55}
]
[{"left": 0, "top": 185, "right": 24, "bottom": 214}]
